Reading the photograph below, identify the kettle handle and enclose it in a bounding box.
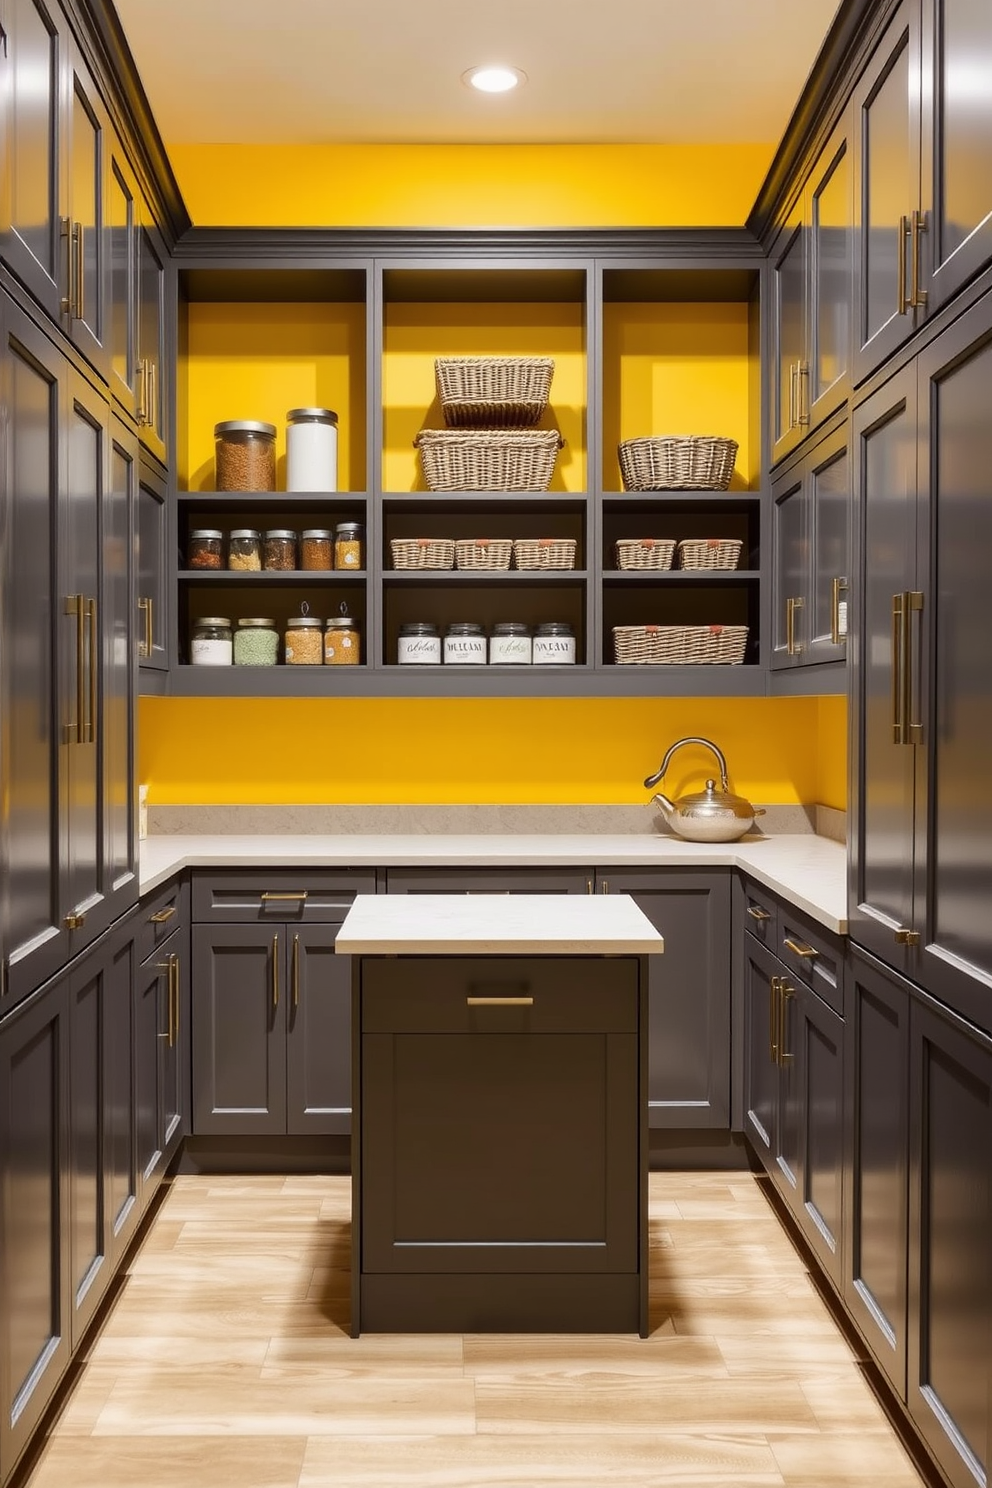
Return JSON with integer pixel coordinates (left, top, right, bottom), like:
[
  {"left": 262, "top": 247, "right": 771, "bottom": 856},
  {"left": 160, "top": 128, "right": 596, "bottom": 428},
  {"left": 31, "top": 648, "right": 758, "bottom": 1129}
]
[{"left": 644, "top": 736, "right": 730, "bottom": 792}]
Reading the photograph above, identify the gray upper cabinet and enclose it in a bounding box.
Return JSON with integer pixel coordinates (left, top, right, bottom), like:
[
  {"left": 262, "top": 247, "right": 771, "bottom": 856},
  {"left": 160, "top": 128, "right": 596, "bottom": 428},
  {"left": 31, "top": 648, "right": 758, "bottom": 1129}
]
[
  {"left": 771, "top": 421, "right": 849, "bottom": 671},
  {"left": 0, "top": 0, "right": 63, "bottom": 321},
  {"left": 106, "top": 138, "right": 138, "bottom": 419},
  {"left": 770, "top": 113, "right": 853, "bottom": 467},
  {"left": 135, "top": 201, "right": 166, "bottom": 464},
  {"left": 62, "top": 28, "right": 109, "bottom": 379},
  {"left": 137, "top": 456, "right": 168, "bottom": 672}
]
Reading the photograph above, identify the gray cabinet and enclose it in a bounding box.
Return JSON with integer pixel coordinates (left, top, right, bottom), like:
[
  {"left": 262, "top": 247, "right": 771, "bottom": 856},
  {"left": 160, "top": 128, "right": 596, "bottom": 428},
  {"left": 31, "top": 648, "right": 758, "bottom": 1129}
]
[
  {"left": 137, "top": 456, "right": 168, "bottom": 671},
  {"left": 771, "top": 421, "right": 850, "bottom": 671},
  {"left": 384, "top": 868, "right": 593, "bottom": 894},
  {"left": 134, "top": 921, "right": 187, "bottom": 1191},
  {"left": 0, "top": 0, "right": 63, "bottom": 321},
  {"left": 596, "top": 869, "right": 730, "bottom": 1129},
  {"left": 135, "top": 202, "right": 166, "bottom": 463}
]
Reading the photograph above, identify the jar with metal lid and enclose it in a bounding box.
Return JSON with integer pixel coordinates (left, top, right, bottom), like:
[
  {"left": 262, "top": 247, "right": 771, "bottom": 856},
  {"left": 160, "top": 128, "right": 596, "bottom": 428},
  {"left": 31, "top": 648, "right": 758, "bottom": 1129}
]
[
  {"left": 234, "top": 618, "right": 278, "bottom": 666},
  {"left": 190, "top": 617, "right": 232, "bottom": 666},
  {"left": 444, "top": 621, "right": 487, "bottom": 665},
  {"left": 284, "top": 614, "right": 323, "bottom": 665},
  {"left": 228, "top": 529, "right": 262, "bottom": 571},
  {"left": 397, "top": 621, "right": 441, "bottom": 665},
  {"left": 214, "top": 420, "right": 277, "bottom": 492},
  {"left": 263, "top": 529, "right": 297, "bottom": 571},
  {"left": 286, "top": 408, "right": 338, "bottom": 492},
  {"left": 324, "top": 609, "right": 360, "bottom": 667},
  {"left": 188, "top": 529, "right": 224, "bottom": 570},
  {"left": 334, "top": 521, "right": 363, "bottom": 570},
  {"left": 489, "top": 621, "right": 531, "bottom": 665},
  {"left": 533, "top": 621, "right": 576, "bottom": 665},
  {"left": 299, "top": 529, "right": 333, "bottom": 571}
]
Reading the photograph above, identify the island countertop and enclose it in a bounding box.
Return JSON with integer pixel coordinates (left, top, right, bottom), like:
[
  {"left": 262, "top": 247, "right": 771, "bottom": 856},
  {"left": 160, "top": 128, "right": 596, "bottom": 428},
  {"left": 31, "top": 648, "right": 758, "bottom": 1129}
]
[{"left": 335, "top": 891, "right": 665, "bottom": 956}]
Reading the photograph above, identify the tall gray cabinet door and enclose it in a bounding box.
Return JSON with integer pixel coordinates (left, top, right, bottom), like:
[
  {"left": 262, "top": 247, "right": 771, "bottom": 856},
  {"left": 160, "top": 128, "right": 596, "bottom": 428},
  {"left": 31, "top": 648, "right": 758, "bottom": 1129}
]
[
  {"left": 914, "top": 297, "right": 992, "bottom": 1034},
  {"left": 770, "top": 198, "right": 807, "bottom": 466},
  {"left": 0, "top": 977, "right": 70, "bottom": 1474},
  {"left": 843, "top": 950, "right": 909, "bottom": 1398},
  {"left": 0, "top": 0, "right": 62, "bottom": 320},
  {"left": 793, "top": 981, "right": 844, "bottom": 1288},
  {"left": 67, "top": 943, "right": 112, "bottom": 1347},
  {"left": 849, "top": 362, "right": 919, "bottom": 969},
  {"left": 597, "top": 871, "right": 729, "bottom": 1129},
  {"left": 771, "top": 470, "right": 807, "bottom": 668},
  {"left": 920, "top": 0, "right": 992, "bottom": 313},
  {"left": 286, "top": 925, "right": 351, "bottom": 1135},
  {"left": 105, "top": 421, "right": 137, "bottom": 909},
  {"left": 191, "top": 924, "right": 287, "bottom": 1136},
  {"left": 104, "top": 926, "right": 139, "bottom": 1262},
  {"left": 908, "top": 998, "right": 992, "bottom": 1488},
  {"left": 0, "top": 297, "right": 66, "bottom": 1004}
]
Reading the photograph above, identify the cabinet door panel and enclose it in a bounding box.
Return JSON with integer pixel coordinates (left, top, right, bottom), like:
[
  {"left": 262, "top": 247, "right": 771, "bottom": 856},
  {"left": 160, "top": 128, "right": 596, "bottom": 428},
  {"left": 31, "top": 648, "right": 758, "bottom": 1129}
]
[
  {"left": 742, "top": 938, "right": 779, "bottom": 1169},
  {"left": 191, "top": 924, "right": 286, "bottom": 1135},
  {"left": 776, "top": 979, "right": 800, "bottom": 1203},
  {"left": 809, "top": 439, "right": 849, "bottom": 664},
  {"left": 107, "top": 149, "right": 136, "bottom": 412},
  {"left": 770, "top": 202, "right": 806, "bottom": 463},
  {"left": 67, "top": 949, "right": 110, "bottom": 1345},
  {"left": 796, "top": 983, "right": 844, "bottom": 1285},
  {"left": 1, "top": 0, "right": 61, "bottom": 318},
  {"left": 137, "top": 460, "right": 168, "bottom": 670},
  {"left": 65, "top": 43, "right": 106, "bottom": 374},
  {"left": 105, "top": 929, "right": 138, "bottom": 1259},
  {"left": 136, "top": 210, "right": 166, "bottom": 463},
  {"left": 286, "top": 926, "right": 350, "bottom": 1135},
  {"left": 809, "top": 123, "right": 852, "bottom": 421},
  {"left": 133, "top": 950, "right": 165, "bottom": 1193},
  {"left": 106, "top": 424, "right": 137, "bottom": 904},
  {"left": 771, "top": 472, "right": 806, "bottom": 667}
]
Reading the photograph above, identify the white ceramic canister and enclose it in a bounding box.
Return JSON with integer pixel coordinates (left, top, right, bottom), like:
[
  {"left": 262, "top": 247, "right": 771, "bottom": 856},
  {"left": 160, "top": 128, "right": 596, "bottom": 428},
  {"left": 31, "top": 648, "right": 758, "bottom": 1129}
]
[
  {"left": 286, "top": 407, "right": 338, "bottom": 492},
  {"left": 532, "top": 621, "right": 576, "bottom": 665},
  {"left": 443, "top": 622, "right": 487, "bottom": 665},
  {"left": 397, "top": 621, "right": 441, "bottom": 665}
]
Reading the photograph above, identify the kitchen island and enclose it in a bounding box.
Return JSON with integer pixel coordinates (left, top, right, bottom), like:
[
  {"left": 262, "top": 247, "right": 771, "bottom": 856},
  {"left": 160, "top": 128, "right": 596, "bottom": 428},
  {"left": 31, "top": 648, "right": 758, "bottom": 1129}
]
[{"left": 337, "top": 893, "right": 663, "bottom": 1335}]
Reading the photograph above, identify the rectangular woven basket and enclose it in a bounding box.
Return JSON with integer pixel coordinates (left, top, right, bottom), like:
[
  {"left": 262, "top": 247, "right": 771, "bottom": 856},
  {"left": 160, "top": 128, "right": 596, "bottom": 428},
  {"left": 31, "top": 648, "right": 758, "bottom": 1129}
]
[
  {"left": 615, "top": 538, "right": 677, "bottom": 571},
  {"left": 513, "top": 537, "right": 577, "bottom": 570},
  {"left": 454, "top": 537, "right": 513, "bottom": 570},
  {"left": 618, "top": 436, "right": 738, "bottom": 491},
  {"left": 613, "top": 624, "right": 748, "bottom": 665},
  {"left": 416, "top": 428, "right": 562, "bottom": 492},
  {"left": 676, "top": 538, "right": 743, "bottom": 570},
  {"left": 435, "top": 357, "right": 555, "bottom": 427},
  {"left": 389, "top": 537, "right": 455, "bottom": 570}
]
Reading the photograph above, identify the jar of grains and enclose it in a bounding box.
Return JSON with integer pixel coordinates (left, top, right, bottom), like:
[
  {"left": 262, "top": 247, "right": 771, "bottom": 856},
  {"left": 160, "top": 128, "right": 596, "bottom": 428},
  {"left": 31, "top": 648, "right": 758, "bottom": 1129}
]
[
  {"left": 444, "top": 621, "right": 487, "bottom": 665},
  {"left": 533, "top": 621, "right": 576, "bottom": 665},
  {"left": 188, "top": 529, "right": 224, "bottom": 570},
  {"left": 489, "top": 621, "right": 531, "bottom": 665},
  {"left": 228, "top": 529, "right": 262, "bottom": 571},
  {"left": 263, "top": 529, "right": 297, "bottom": 571},
  {"left": 334, "top": 522, "right": 363, "bottom": 570},
  {"left": 191, "top": 617, "right": 232, "bottom": 666},
  {"left": 324, "top": 612, "right": 360, "bottom": 666},
  {"left": 299, "top": 529, "right": 333, "bottom": 570},
  {"left": 284, "top": 615, "right": 323, "bottom": 665},
  {"left": 234, "top": 617, "right": 279, "bottom": 666},
  {"left": 286, "top": 408, "right": 338, "bottom": 492},
  {"left": 397, "top": 621, "right": 441, "bottom": 665},
  {"left": 214, "top": 420, "right": 277, "bottom": 492}
]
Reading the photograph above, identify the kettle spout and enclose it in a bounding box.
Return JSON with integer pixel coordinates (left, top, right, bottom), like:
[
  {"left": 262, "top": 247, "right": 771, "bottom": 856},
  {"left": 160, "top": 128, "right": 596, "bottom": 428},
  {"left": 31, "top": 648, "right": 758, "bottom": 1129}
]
[{"left": 650, "top": 792, "right": 676, "bottom": 825}]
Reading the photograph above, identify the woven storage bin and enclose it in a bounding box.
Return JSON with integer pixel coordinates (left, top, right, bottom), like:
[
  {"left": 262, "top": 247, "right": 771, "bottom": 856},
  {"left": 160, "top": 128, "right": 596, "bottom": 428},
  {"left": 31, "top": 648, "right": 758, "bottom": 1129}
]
[
  {"left": 618, "top": 436, "right": 738, "bottom": 491},
  {"left": 613, "top": 624, "right": 748, "bottom": 665},
  {"left": 416, "top": 428, "right": 562, "bottom": 491},
  {"left": 513, "top": 537, "right": 577, "bottom": 571},
  {"left": 615, "top": 538, "right": 677, "bottom": 571},
  {"left": 455, "top": 537, "right": 514, "bottom": 571},
  {"left": 389, "top": 537, "right": 455, "bottom": 571},
  {"left": 435, "top": 357, "right": 555, "bottom": 427},
  {"left": 676, "top": 538, "right": 743, "bottom": 571}
]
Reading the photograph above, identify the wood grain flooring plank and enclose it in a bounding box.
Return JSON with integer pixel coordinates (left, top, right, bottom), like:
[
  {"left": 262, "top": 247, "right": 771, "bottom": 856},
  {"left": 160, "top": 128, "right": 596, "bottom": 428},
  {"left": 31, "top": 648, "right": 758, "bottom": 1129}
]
[
  {"left": 770, "top": 1432, "right": 925, "bottom": 1484},
  {"left": 23, "top": 1435, "right": 308, "bottom": 1488},
  {"left": 462, "top": 1333, "right": 728, "bottom": 1379},
  {"left": 475, "top": 1376, "right": 819, "bottom": 1435}
]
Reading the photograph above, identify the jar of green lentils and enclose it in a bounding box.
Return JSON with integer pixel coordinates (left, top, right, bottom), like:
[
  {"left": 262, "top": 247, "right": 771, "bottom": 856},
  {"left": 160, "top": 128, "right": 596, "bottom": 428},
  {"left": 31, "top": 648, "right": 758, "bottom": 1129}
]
[{"left": 234, "top": 617, "right": 279, "bottom": 666}]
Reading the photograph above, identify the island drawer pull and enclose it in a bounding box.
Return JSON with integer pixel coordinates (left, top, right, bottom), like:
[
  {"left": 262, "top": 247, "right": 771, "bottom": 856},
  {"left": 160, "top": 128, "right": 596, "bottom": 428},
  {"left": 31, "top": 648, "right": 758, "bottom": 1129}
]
[
  {"left": 747, "top": 905, "right": 771, "bottom": 922},
  {"left": 466, "top": 996, "right": 534, "bottom": 1007},
  {"left": 149, "top": 905, "right": 176, "bottom": 924},
  {"left": 783, "top": 936, "right": 818, "bottom": 960},
  {"left": 261, "top": 891, "right": 308, "bottom": 902}
]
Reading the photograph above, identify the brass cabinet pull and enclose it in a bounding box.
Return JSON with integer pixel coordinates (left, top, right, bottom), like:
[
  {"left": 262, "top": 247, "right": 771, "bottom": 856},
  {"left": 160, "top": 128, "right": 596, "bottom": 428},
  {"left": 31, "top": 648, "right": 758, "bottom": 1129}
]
[
  {"left": 769, "top": 976, "right": 780, "bottom": 1063},
  {"left": 747, "top": 905, "right": 771, "bottom": 922},
  {"left": 783, "top": 936, "right": 818, "bottom": 960},
  {"left": 911, "top": 210, "right": 928, "bottom": 308},
  {"left": 897, "top": 213, "right": 910, "bottom": 314},
  {"left": 86, "top": 597, "right": 97, "bottom": 744},
  {"left": 261, "top": 890, "right": 308, "bottom": 902},
  {"left": 798, "top": 363, "right": 810, "bottom": 426},
  {"left": 73, "top": 221, "right": 85, "bottom": 322},
  {"left": 60, "top": 216, "right": 72, "bottom": 314},
  {"left": 907, "top": 591, "right": 924, "bottom": 744},
  {"left": 149, "top": 905, "right": 176, "bottom": 924},
  {"left": 292, "top": 934, "right": 300, "bottom": 1009},
  {"left": 136, "top": 358, "right": 147, "bottom": 424},
  {"left": 272, "top": 934, "right": 279, "bottom": 1010},
  {"left": 466, "top": 996, "right": 535, "bottom": 1007},
  {"left": 586, "top": 878, "right": 594, "bottom": 894},
  {"left": 830, "top": 576, "right": 848, "bottom": 645},
  {"left": 155, "top": 953, "right": 177, "bottom": 1046},
  {"left": 788, "top": 362, "right": 798, "bottom": 431},
  {"left": 778, "top": 981, "right": 795, "bottom": 1066},
  {"left": 138, "top": 596, "right": 153, "bottom": 658},
  {"left": 172, "top": 953, "right": 180, "bottom": 1044},
  {"left": 891, "top": 593, "right": 906, "bottom": 744},
  {"left": 64, "top": 911, "right": 86, "bottom": 930},
  {"left": 895, "top": 926, "right": 921, "bottom": 946},
  {"left": 786, "top": 596, "right": 804, "bottom": 656},
  {"left": 65, "top": 594, "right": 84, "bottom": 743},
  {"left": 600, "top": 879, "right": 610, "bottom": 894},
  {"left": 148, "top": 360, "right": 157, "bottom": 430}
]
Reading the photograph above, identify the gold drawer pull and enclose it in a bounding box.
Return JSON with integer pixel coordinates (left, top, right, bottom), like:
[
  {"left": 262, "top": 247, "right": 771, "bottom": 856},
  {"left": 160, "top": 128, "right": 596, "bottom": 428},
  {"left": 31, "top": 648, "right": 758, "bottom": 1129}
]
[
  {"left": 149, "top": 905, "right": 176, "bottom": 924},
  {"left": 260, "top": 891, "right": 308, "bottom": 902},
  {"left": 466, "top": 996, "right": 534, "bottom": 1007},
  {"left": 747, "top": 906, "right": 771, "bottom": 922},
  {"left": 783, "top": 937, "right": 818, "bottom": 960}
]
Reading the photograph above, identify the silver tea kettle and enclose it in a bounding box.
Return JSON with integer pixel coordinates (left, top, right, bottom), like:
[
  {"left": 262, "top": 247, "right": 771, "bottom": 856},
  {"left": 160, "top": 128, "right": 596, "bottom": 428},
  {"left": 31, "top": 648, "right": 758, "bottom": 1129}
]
[{"left": 644, "top": 736, "right": 765, "bottom": 843}]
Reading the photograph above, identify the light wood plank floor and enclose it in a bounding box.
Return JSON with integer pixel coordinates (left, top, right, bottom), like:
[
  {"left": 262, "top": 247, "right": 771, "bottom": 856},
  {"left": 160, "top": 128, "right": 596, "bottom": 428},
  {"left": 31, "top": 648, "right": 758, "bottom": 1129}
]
[{"left": 20, "top": 1172, "right": 928, "bottom": 1488}]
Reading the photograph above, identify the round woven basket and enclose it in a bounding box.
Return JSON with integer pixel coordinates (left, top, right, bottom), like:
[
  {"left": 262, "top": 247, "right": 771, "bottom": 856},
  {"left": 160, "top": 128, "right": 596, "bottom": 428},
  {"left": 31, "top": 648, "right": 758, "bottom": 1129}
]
[
  {"left": 435, "top": 357, "right": 555, "bottom": 427},
  {"left": 618, "top": 436, "right": 738, "bottom": 491},
  {"left": 416, "top": 428, "right": 563, "bottom": 492}
]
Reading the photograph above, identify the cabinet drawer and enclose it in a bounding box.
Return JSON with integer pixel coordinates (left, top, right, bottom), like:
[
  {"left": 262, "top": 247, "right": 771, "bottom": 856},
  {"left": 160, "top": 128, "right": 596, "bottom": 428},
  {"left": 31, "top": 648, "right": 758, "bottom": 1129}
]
[
  {"left": 360, "top": 956, "right": 639, "bottom": 1034},
  {"left": 136, "top": 876, "right": 189, "bottom": 965},
  {"left": 778, "top": 907, "right": 843, "bottom": 1015},
  {"left": 192, "top": 870, "right": 376, "bottom": 923},
  {"left": 742, "top": 880, "right": 778, "bottom": 947}
]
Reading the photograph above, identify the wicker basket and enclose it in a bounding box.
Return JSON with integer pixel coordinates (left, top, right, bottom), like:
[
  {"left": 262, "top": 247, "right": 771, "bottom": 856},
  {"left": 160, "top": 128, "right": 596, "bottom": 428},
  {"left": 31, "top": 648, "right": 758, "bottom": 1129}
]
[
  {"left": 618, "top": 436, "right": 738, "bottom": 491},
  {"left": 512, "top": 537, "right": 577, "bottom": 571},
  {"left": 454, "top": 537, "right": 514, "bottom": 571},
  {"left": 435, "top": 357, "right": 555, "bottom": 427},
  {"left": 613, "top": 624, "right": 748, "bottom": 665},
  {"left": 615, "top": 538, "right": 677, "bottom": 571},
  {"left": 416, "top": 428, "right": 562, "bottom": 492},
  {"left": 389, "top": 537, "right": 456, "bottom": 570},
  {"left": 676, "top": 538, "right": 743, "bottom": 571}
]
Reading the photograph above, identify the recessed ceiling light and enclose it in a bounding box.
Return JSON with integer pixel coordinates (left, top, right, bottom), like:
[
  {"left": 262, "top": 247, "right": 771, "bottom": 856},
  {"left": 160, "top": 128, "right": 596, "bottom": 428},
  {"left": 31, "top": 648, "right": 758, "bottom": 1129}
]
[{"left": 463, "top": 65, "right": 526, "bottom": 94}]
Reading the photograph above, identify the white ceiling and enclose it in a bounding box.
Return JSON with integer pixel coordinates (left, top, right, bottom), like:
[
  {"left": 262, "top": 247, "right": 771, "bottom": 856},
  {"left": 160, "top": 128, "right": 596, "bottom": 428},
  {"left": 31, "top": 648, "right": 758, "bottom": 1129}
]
[{"left": 114, "top": 0, "right": 841, "bottom": 147}]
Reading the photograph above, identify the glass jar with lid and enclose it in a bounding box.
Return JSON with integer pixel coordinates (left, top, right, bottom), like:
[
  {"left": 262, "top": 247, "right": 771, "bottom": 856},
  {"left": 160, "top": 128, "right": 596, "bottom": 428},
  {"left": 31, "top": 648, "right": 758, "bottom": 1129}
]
[
  {"left": 489, "top": 621, "right": 531, "bottom": 665},
  {"left": 263, "top": 529, "right": 297, "bottom": 571},
  {"left": 444, "top": 621, "right": 487, "bottom": 665},
  {"left": 188, "top": 529, "right": 224, "bottom": 570},
  {"left": 228, "top": 529, "right": 262, "bottom": 572},
  {"left": 234, "top": 617, "right": 279, "bottom": 666},
  {"left": 532, "top": 621, "right": 576, "bottom": 665},
  {"left": 299, "top": 529, "right": 333, "bottom": 571},
  {"left": 397, "top": 621, "right": 441, "bottom": 665},
  {"left": 324, "top": 610, "right": 360, "bottom": 666},
  {"left": 191, "top": 617, "right": 232, "bottom": 666},
  {"left": 284, "top": 615, "right": 324, "bottom": 665},
  {"left": 286, "top": 407, "right": 338, "bottom": 492},
  {"left": 214, "top": 420, "right": 277, "bottom": 492},
  {"left": 334, "top": 521, "right": 363, "bottom": 570}
]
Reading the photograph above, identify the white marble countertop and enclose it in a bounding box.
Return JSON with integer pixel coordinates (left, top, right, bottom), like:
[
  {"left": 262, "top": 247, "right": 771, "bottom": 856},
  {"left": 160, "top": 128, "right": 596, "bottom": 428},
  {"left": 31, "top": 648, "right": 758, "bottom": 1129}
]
[
  {"left": 335, "top": 893, "right": 664, "bottom": 955},
  {"left": 139, "top": 831, "right": 848, "bottom": 932}
]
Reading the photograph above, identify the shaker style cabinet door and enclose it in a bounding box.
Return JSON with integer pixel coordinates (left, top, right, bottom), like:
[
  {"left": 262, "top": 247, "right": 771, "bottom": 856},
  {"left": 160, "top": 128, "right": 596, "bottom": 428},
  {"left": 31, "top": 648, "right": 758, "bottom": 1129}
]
[
  {"left": 135, "top": 200, "right": 167, "bottom": 465},
  {"left": 61, "top": 32, "right": 109, "bottom": 379},
  {"left": 770, "top": 422, "right": 850, "bottom": 672},
  {"left": 106, "top": 141, "right": 138, "bottom": 418},
  {"left": 285, "top": 924, "right": 352, "bottom": 1136},
  {"left": 0, "top": 0, "right": 63, "bottom": 320},
  {"left": 770, "top": 195, "right": 807, "bottom": 466},
  {"left": 137, "top": 457, "right": 169, "bottom": 672}
]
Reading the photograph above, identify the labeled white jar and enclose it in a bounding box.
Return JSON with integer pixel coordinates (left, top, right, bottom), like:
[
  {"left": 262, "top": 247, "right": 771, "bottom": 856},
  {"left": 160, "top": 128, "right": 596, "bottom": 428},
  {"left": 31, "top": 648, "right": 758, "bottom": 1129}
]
[
  {"left": 489, "top": 622, "right": 531, "bottom": 665},
  {"left": 286, "top": 407, "right": 338, "bottom": 492},
  {"left": 532, "top": 621, "right": 576, "bottom": 665},
  {"left": 191, "top": 616, "right": 233, "bottom": 666},
  {"left": 444, "top": 622, "right": 487, "bottom": 665},
  {"left": 398, "top": 621, "right": 441, "bottom": 665}
]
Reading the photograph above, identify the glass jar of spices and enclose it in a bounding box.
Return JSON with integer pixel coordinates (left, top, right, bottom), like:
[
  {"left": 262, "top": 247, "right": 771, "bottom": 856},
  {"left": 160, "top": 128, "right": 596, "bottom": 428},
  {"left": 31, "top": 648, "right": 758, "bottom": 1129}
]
[
  {"left": 263, "top": 529, "right": 297, "bottom": 571},
  {"left": 397, "top": 621, "right": 441, "bottom": 665},
  {"left": 324, "top": 610, "right": 360, "bottom": 666},
  {"left": 284, "top": 614, "right": 323, "bottom": 665},
  {"left": 444, "top": 621, "right": 487, "bottom": 665},
  {"left": 234, "top": 617, "right": 279, "bottom": 666},
  {"left": 334, "top": 522, "right": 363, "bottom": 570},
  {"left": 299, "top": 529, "right": 333, "bottom": 571},
  {"left": 188, "top": 529, "right": 224, "bottom": 570},
  {"left": 214, "top": 420, "right": 277, "bottom": 492},
  {"left": 191, "top": 617, "right": 232, "bottom": 666},
  {"left": 228, "top": 529, "right": 262, "bottom": 572},
  {"left": 533, "top": 621, "right": 576, "bottom": 665},
  {"left": 489, "top": 621, "right": 531, "bottom": 665}
]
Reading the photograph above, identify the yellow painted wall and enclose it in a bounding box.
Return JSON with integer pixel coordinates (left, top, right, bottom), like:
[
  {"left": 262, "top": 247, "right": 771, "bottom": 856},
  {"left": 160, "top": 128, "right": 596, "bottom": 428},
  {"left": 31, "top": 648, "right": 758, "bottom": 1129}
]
[{"left": 167, "top": 143, "right": 773, "bottom": 230}]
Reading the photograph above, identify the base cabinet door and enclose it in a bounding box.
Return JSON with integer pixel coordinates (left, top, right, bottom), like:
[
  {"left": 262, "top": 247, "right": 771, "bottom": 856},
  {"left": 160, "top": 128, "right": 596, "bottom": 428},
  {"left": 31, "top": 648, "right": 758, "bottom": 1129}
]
[
  {"left": 743, "top": 936, "right": 780, "bottom": 1166},
  {"left": 192, "top": 924, "right": 286, "bottom": 1136},
  {"left": 792, "top": 979, "right": 844, "bottom": 1287},
  {"left": 135, "top": 924, "right": 187, "bottom": 1195},
  {"left": 286, "top": 925, "right": 352, "bottom": 1136}
]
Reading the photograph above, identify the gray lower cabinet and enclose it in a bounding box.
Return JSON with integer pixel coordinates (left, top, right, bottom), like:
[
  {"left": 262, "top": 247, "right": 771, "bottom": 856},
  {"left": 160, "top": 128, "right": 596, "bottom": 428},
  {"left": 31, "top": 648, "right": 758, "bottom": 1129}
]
[
  {"left": 596, "top": 870, "right": 730, "bottom": 1129},
  {"left": 383, "top": 868, "right": 594, "bottom": 894},
  {"left": 134, "top": 922, "right": 188, "bottom": 1194}
]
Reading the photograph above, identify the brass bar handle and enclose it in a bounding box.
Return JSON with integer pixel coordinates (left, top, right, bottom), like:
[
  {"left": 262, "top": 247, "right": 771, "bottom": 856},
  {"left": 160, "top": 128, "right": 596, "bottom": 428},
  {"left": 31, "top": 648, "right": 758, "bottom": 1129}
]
[
  {"left": 786, "top": 596, "right": 794, "bottom": 655},
  {"left": 272, "top": 934, "right": 279, "bottom": 1010},
  {"left": 73, "top": 221, "right": 85, "bottom": 322},
  {"left": 907, "top": 591, "right": 924, "bottom": 744},
  {"left": 64, "top": 911, "right": 86, "bottom": 930},
  {"left": 586, "top": 878, "right": 593, "bottom": 894},
  {"left": 149, "top": 905, "right": 176, "bottom": 925},
  {"left": 897, "top": 213, "right": 910, "bottom": 314},
  {"left": 769, "top": 976, "right": 780, "bottom": 1063},
  {"left": 260, "top": 890, "right": 308, "bottom": 902},
  {"left": 136, "top": 358, "right": 147, "bottom": 424},
  {"left": 138, "top": 596, "right": 153, "bottom": 659},
  {"left": 60, "top": 216, "right": 72, "bottom": 315},
  {"left": 155, "top": 954, "right": 176, "bottom": 1045},
  {"left": 148, "top": 360, "right": 157, "bottom": 430},
  {"left": 895, "top": 927, "right": 921, "bottom": 946},
  {"left": 798, "top": 363, "right": 810, "bottom": 426},
  {"left": 466, "top": 996, "right": 535, "bottom": 1007},
  {"left": 830, "top": 577, "right": 848, "bottom": 645},
  {"left": 600, "top": 879, "right": 609, "bottom": 894},
  {"left": 791, "top": 596, "right": 804, "bottom": 654},
  {"left": 911, "top": 210, "right": 928, "bottom": 309},
  {"left": 783, "top": 937, "right": 818, "bottom": 960},
  {"left": 891, "top": 593, "right": 906, "bottom": 744},
  {"left": 292, "top": 934, "right": 300, "bottom": 1009},
  {"left": 778, "top": 981, "right": 795, "bottom": 1067},
  {"left": 86, "top": 597, "right": 97, "bottom": 744},
  {"left": 172, "top": 953, "right": 180, "bottom": 1047},
  {"left": 747, "top": 905, "right": 771, "bottom": 922},
  {"left": 65, "top": 594, "right": 84, "bottom": 744},
  {"left": 788, "top": 362, "right": 797, "bottom": 431}
]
